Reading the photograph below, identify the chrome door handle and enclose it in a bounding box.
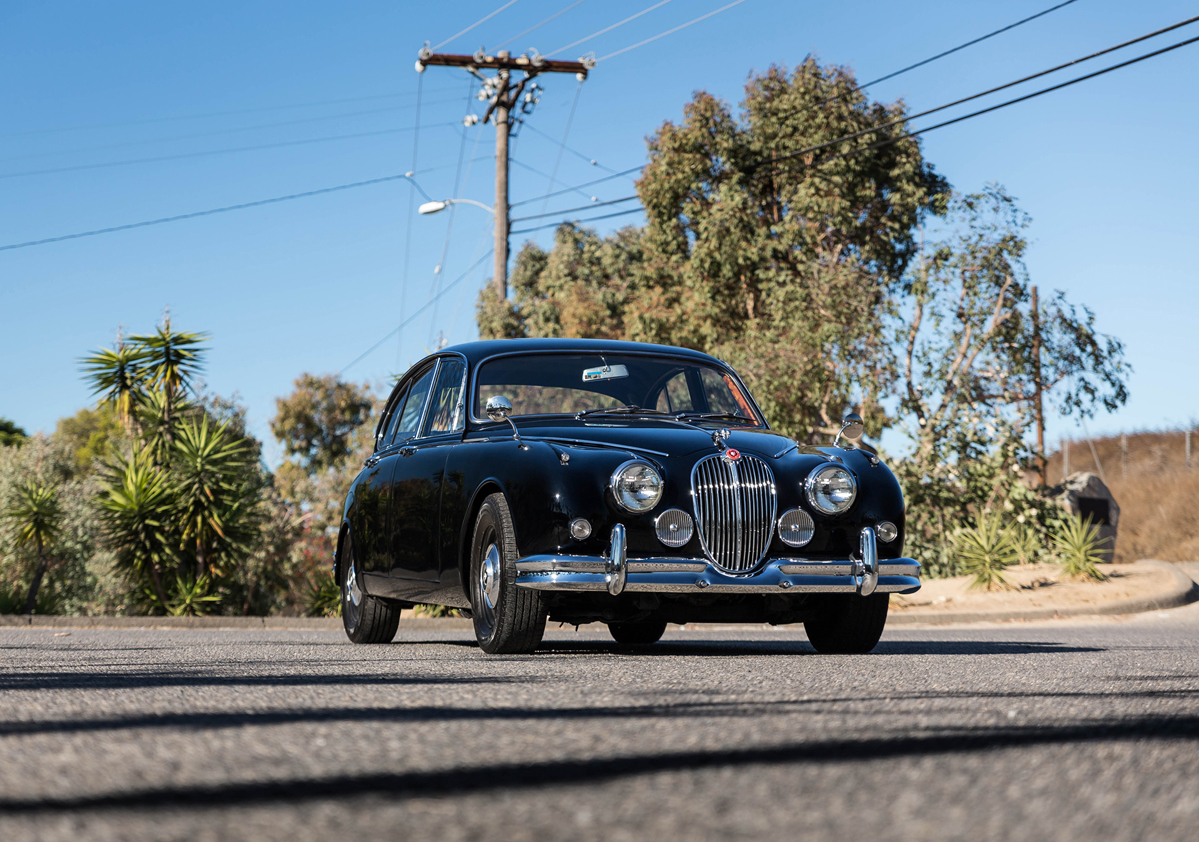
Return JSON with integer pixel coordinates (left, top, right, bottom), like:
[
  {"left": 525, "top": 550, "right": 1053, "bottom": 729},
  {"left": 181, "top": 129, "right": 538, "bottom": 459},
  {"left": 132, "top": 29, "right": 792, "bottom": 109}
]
[
  {"left": 364, "top": 455, "right": 380, "bottom": 468},
  {"left": 399, "top": 446, "right": 417, "bottom": 457}
]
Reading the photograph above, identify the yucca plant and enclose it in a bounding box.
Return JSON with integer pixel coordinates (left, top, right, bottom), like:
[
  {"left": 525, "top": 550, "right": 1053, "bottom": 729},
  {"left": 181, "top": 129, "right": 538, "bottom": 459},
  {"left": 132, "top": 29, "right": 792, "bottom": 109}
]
[
  {"left": 304, "top": 572, "right": 342, "bottom": 618},
  {"left": 955, "top": 510, "right": 1020, "bottom": 591},
  {"left": 3, "top": 481, "right": 62, "bottom": 614},
  {"left": 98, "top": 448, "right": 175, "bottom": 609},
  {"left": 163, "top": 573, "right": 221, "bottom": 617},
  {"left": 130, "top": 323, "right": 207, "bottom": 441},
  {"left": 172, "top": 416, "right": 251, "bottom": 578},
  {"left": 1052, "top": 516, "right": 1107, "bottom": 582},
  {"left": 80, "top": 341, "right": 149, "bottom": 434}
]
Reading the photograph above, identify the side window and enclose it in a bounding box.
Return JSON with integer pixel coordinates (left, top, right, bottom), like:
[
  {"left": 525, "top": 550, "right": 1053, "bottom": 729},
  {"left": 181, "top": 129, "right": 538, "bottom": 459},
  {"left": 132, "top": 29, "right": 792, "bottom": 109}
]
[
  {"left": 424, "top": 359, "right": 467, "bottom": 434},
  {"left": 699, "top": 368, "right": 755, "bottom": 419},
  {"left": 392, "top": 365, "right": 436, "bottom": 443},
  {"left": 653, "top": 371, "right": 696, "bottom": 413},
  {"left": 377, "top": 384, "right": 409, "bottom": 449}
]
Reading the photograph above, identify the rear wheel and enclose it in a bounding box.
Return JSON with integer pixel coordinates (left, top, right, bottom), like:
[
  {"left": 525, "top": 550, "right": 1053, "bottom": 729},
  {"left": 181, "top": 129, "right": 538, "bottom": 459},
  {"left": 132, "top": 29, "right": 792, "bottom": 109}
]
[
  {"left": 469, "top": 493, "right": 546, "bottom": 654},
  {"left": 803, "top": 593, "right": 890, "bottom": 654},
  {"left": 341, "top": 533, "right": 401, "bottom": 644},
  {"left": 608, "top": 619, "right": 668, "bottom": 646}
]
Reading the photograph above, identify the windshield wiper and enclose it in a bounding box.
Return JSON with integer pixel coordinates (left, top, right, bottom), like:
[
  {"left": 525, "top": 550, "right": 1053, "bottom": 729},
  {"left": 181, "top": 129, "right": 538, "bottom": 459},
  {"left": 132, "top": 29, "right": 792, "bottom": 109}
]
[
  {"left": 575, "top": 405, "right": 671, "bottom": 420},
  {"left": 677, "top": 412, "right": 757, "bottom": 425}
]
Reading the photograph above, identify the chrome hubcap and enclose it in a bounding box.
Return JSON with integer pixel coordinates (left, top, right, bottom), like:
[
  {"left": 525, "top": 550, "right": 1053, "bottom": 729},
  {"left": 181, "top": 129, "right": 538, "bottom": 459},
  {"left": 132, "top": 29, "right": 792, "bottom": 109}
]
[
  {"left": 345, "top": 559, "right": 362, "bottom": 607},
  {"left": 479, "top": 543, "right": 502, "bottom": 611}
]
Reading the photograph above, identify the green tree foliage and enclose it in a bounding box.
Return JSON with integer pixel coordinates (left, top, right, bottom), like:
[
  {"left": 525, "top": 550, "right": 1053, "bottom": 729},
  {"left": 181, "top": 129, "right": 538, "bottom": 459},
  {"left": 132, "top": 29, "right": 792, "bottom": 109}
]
[
  {"left": 54, "top": 405, "right": 122, "bottom": 470},
  {"left": 3, "top": 481, "right": 62, "bottom": 613},
  {"left": 271, "top": 374, "right": 374, "bottom": 472},
  {"left": 0, "top": 418, "right": 27, "bottom": 448},
  {"left": 895, "top": 187, "right": 1128, "bottom": 575},
  {"left": 479, "top": 58, "right": 947, "bottom": 440}
]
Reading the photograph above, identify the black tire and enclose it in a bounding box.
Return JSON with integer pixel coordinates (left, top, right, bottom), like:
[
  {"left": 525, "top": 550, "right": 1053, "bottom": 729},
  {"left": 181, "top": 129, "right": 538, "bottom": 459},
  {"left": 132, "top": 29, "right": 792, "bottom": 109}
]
[
  {"left": 341, "top": 532, "right": 401, "bottom": 644},
  {"left": 803, "top": 593, "right": 890, "bottom": 654},
  {"left": 608, "top": 619, "right": 668, "bottom": 646},
  {"left": 469, "top": 493, "right": 547, "bottom": 654}
]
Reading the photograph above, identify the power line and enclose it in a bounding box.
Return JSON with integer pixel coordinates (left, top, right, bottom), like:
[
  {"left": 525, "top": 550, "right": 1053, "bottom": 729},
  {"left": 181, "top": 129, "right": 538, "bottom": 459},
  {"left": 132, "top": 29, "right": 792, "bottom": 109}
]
[
  {"left": 511, "top": 205, "right": 643, "bottom": 234},
  {"left": 399, "top": 73, "right": 427, "bottom": 369},
  {"left": 788, "top": 30, "right": 1199, "bottom": 177},
  {"left": 0, "top": 98, "right": 465, "bottom": 164},
  {"left": 519, "top": 119, "right": 618, "bottom": 173},
  {"left": 545, "top": 0, "right": 673, "bottom": 57},
  {"left": 340, "top": 250, "right": 494, "bottom": 375},
  {"left": 0, "top": 88, "right": 462, "bottom": 138},
  {"left": 496, "top": 0, "right": 588, "bottom": 50},
  {"left": 857, "top": 0, "right": 1080, "bottom": 91},
  {"left": 432, "top": 0, "right": 521, "bottom": 51},
  {"left": 0, "top": 123, "right": 463, "bottom": 180},
  {"left": 762, "top": 14, "right": 1199, "bottom": 170},
  {"left": 509, "top": 164, "right": 644, "bottom": 207},
  {"left": 512, "top": 194, "right": 639, "bottom": 222},
  {"left": 762, "top": 19, "right": 1199, "bottom": 174},
  {"left": 510, "top": 157, "right": 597, "bottom": 202},
  {"left": 597, "top": 0, "right": 751, "bottom": 62},
  {"left": 539, "top": 81, "right": 584, "bottom": 214},
  {"left": 0, "top": 173, "right": 422, "bottom": 253}
]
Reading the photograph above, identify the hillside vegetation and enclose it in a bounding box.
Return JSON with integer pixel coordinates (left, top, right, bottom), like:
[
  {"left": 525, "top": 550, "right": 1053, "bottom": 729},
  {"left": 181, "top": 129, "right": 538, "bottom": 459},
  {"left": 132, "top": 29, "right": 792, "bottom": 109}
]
[{"left": 1046, "top": 428, "right": 1199, "bottom": 564}]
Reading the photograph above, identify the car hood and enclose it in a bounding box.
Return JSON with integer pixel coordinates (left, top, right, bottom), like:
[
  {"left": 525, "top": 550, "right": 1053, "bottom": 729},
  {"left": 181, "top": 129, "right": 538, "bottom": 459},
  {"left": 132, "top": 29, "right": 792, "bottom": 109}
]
[{"left": 505, "top": 418, "right": 804, "bottom": 460}]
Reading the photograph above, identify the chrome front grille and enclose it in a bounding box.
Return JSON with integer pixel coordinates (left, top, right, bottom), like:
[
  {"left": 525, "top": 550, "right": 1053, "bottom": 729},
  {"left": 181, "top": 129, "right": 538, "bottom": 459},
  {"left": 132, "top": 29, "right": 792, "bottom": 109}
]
[{"left": 690, "top": 453, "right": 777, "bottom": 573}]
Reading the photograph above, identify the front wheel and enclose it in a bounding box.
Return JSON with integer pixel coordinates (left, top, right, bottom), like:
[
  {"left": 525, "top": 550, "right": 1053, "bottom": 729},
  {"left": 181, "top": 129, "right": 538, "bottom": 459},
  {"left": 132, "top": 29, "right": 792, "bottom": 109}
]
[
  {"left": 803, "top": 593, "right": 890, "bottom": 654},
  {"left": 469, "top": 493, "right": 546, "bottom": 654},
  {"left": 341, "top": 533, "right": 402, "bottom": 644}
]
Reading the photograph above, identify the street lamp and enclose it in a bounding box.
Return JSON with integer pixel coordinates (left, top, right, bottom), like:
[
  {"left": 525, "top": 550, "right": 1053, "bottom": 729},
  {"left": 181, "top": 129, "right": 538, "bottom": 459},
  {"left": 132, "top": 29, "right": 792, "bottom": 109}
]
[{"left": 419, "top": 198, "right": 495, "bottom": 216}]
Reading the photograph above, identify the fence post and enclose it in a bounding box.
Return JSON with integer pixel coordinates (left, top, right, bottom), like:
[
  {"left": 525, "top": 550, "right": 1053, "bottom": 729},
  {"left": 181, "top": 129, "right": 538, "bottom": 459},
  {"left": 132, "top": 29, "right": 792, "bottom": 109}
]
[
  {"left": 1188, "top": 430, "right": 1193, "bottom": 470},
  {"left": 1063, "top": 438, "right": 1070, "bottom": 480},
  {"left": 1121, "top": 434, "right": 1128, "bottom": 478}
]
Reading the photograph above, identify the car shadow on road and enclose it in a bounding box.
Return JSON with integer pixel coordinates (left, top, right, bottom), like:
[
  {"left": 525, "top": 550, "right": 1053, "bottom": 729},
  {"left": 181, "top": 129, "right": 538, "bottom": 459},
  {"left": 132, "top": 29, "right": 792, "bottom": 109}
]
[
  {"left": 528, "top": 639, "right": 1104, "bottom": 657},
  {"left": 3, "top": 713, "right": 1198, "bottom": 815}
]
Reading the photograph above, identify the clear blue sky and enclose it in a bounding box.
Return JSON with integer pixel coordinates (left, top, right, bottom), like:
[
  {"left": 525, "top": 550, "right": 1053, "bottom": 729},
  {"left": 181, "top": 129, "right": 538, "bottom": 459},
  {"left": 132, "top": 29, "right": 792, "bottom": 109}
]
[{"left": 2, "top": 0, "right": 1196, "bottom": 463}]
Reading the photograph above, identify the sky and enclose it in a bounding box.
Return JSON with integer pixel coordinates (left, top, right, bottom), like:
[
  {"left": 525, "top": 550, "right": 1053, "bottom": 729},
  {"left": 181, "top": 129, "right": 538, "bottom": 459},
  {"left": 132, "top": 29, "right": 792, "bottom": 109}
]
[{"left": 2, "top": 0, "right": 1197, "bottom": 464}]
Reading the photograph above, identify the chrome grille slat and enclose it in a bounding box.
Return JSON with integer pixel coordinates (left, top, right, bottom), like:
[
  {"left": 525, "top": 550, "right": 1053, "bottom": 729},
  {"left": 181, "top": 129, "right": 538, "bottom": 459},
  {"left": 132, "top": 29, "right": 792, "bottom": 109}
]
[{"left": 690, "top": 453, "right": 777, "bottom": 574}]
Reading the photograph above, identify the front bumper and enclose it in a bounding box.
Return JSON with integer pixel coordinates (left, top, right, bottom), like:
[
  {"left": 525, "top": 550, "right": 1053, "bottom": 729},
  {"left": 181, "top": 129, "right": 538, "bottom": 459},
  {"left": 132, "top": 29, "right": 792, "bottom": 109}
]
[{"left": 514, "top": 524, "right": 921, "bottom": 598}]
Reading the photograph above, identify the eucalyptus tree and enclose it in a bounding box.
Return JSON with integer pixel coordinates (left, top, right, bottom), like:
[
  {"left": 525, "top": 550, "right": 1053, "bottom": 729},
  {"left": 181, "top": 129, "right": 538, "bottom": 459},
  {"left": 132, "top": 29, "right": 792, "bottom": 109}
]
[
  {"left": 4, "top": 481, "right": 62, "bottom": 614},
  {"left": 478, "top": 58, "right": 947, "bottom": 440}
]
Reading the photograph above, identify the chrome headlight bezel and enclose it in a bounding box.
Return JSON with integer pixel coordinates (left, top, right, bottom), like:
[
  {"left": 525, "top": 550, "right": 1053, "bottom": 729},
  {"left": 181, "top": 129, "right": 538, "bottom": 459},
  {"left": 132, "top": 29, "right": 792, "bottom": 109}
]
[
  {"left": 610, "top": 460, "right": 664, "bottom": 514},
  {"left": 804, "top": 463, "right": 858, "bottom": 515}
]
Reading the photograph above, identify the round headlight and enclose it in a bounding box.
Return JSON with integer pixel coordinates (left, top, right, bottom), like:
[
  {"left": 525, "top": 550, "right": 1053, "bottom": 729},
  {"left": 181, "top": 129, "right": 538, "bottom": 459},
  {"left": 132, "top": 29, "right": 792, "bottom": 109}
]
[
  {"left": 611, "top": 460, "right": 664, "bottom": 513},
  {"left": 805, "top": 463, "right": 857, "bottom": 515}
]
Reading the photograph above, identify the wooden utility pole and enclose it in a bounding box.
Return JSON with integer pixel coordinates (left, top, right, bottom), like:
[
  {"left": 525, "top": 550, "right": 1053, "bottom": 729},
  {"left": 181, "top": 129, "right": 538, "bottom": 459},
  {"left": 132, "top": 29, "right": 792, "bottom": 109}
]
[
  {"left": 416, "top": 48, "right": 591, "bottom": 299},
  {"left": 1030, "top": 286, "right": 1047, "bottom": 486}
]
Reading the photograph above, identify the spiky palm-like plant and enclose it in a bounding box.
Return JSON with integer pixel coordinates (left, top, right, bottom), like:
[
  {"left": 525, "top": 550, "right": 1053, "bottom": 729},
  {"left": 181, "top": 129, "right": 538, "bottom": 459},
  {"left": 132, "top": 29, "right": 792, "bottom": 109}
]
[
  {"left": 955, "top": 511, "right": 1020, "bottom": 591},
  {"left": 163, "top": 573, "right": 221, "bottom": 617},
  {"left": 130, "top": 323, "right": 207, "bottom": 441},
  {"left": 98, "top": 449, "right": 175, "bottom": 609},
  {"left": 172, "top": 416, "right": 251, "bottom": 578},
  {"left": 1053, "top": 516, "right": 1108, "bottom": 582},
  {"left": 4, "top": 481, "right": 61, "bottom": 614},
  {"left": 80, "top": 342, "right": 149, "bottom": 433}
]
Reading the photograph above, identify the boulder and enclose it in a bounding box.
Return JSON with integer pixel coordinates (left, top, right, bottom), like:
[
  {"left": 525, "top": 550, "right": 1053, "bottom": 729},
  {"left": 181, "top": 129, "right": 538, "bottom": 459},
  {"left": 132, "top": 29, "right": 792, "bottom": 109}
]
[{"left": 1050, "top": 472, "right": 1120, "bottom": 562}]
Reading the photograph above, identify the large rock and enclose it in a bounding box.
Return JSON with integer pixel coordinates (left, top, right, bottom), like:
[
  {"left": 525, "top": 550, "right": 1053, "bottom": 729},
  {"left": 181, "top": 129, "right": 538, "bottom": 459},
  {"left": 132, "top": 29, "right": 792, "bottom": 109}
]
[{"left": 1051, "top": 472, "right": 1120, "bottom": 562}]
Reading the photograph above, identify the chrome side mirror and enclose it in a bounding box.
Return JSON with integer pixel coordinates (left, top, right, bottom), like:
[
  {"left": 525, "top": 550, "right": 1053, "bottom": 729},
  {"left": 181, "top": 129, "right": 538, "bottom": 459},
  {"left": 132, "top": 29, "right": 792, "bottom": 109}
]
[
  {"left": 485, "top": 395, "right": 523, "bottom": 447},
  {"left": 485, "top": 395, "right": 513, "bottom": 422},
  {"left": 833, "top": 412, "right": 864, "bottom": 448}
]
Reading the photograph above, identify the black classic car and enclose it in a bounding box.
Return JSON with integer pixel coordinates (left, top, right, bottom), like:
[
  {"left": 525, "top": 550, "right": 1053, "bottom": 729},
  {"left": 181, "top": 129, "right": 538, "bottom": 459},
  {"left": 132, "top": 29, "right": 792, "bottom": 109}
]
[{"left": 336, "top": 338, "right": 920, "bottom": 654}]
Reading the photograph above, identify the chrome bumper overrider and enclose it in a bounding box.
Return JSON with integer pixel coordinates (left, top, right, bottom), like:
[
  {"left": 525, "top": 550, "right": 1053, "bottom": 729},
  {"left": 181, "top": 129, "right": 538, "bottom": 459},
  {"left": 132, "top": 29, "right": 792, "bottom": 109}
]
[{"left": 514, "top": 524, "right": 920, "bottom": 597}]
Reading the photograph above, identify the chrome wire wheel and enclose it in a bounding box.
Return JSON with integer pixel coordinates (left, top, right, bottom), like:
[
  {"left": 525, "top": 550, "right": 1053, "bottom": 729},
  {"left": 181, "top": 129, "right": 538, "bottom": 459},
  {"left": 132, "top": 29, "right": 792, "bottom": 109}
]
[
  {"left": 343, "top": 549, "right": 363, "bottom": 629},
  {"left": 476, "top": 541, "right": 501, "bottom": 631}
]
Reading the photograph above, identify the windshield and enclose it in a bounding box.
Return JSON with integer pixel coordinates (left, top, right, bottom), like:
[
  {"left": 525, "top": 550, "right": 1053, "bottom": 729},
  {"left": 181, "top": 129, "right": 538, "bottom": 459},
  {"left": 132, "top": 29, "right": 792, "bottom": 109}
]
[{"left": 473, "top": 353, "right": 763, "bottom": 425}]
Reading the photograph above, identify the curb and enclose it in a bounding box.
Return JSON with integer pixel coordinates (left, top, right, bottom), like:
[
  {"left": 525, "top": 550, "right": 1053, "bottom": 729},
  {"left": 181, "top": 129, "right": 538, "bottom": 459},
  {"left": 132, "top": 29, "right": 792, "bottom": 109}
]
[{"left": 887, "top": 559, "right": 1199, "bottom": 626}]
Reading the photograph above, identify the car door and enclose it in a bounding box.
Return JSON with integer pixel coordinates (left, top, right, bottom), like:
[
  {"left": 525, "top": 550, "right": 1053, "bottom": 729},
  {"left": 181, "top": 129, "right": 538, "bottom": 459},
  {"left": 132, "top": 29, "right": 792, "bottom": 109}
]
[
  {"left": 355, "top": 381, "right": 410, "bottom": 580},
  {"left": 388, "top": 357, "right": 466, "bottom": 583}
]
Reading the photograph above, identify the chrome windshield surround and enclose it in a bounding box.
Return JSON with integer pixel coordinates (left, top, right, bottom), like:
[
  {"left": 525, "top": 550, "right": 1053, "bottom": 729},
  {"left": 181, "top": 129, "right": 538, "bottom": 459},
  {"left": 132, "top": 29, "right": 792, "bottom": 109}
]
[{"left": 690, "top": 452, "right": 777, "bottom": 575}]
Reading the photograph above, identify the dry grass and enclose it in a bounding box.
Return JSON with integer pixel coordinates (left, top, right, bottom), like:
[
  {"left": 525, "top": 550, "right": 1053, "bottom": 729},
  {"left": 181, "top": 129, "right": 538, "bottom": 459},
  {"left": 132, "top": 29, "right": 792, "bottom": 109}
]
[{"left": 1044, "top": 428, "right": 1199, "bottom": 563}]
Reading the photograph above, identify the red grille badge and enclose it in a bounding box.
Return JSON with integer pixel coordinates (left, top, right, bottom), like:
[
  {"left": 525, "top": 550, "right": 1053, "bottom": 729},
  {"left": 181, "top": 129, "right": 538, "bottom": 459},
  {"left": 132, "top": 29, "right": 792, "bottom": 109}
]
[{"left": 724, "top": 448, "right": 742, "bottom": 462}]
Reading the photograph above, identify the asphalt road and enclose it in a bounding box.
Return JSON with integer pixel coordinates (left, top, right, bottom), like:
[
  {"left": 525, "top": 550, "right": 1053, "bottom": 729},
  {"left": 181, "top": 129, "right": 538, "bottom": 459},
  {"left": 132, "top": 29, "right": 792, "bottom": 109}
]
[{"left": 3, "top": 605, "right": 1199, "bottom": 842}]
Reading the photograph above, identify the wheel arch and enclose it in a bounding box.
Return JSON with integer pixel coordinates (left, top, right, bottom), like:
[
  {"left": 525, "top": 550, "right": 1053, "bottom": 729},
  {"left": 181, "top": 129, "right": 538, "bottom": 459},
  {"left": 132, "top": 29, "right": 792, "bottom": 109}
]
[{"left": 458, "top": 479, "right": 505, "bottom": 593}]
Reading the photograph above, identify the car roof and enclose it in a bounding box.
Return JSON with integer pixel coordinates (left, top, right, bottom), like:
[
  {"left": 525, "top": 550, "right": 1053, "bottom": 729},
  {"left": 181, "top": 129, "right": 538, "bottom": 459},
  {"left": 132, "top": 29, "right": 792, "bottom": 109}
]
[{"left": 432, "top": 338, "right": 722, "bottom": 370}]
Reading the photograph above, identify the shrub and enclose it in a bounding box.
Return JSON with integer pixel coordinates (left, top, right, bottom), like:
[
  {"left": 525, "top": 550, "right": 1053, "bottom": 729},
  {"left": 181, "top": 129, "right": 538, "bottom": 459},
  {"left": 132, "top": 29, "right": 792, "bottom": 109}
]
[
  {"left": 955, "top": 511, "right": 1020, "bottom": 591},
  {"left": 1053, "top": 516, "right": 1107, "bottom": 582}
]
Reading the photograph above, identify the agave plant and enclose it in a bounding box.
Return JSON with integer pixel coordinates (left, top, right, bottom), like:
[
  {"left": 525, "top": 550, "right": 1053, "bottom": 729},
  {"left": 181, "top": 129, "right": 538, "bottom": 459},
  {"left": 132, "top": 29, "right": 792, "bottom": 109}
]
[
  {"left": 97, "top": 448, "right": 175, "bottom": 608},
  {"left": 172, "top": 416, "right": 252, "bottom": 578},
  {"left": 1052, "top": 516, "right": 1108, "bottom": 582},
  {"left": 955, "top": 510, "right": 1020, "bottom": 591},
  {"left": 3, "top": 481, "right": 61, "bottom": 614},
  {"left": 163, "top": 573, "right": 222, "bottom": 617}
]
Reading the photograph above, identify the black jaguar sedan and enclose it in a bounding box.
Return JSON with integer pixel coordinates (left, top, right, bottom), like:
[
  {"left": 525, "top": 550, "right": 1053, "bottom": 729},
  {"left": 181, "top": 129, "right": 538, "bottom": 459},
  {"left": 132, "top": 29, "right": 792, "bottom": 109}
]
[{"left": 335, "top": 338, "right": 920, "bottom": 654}]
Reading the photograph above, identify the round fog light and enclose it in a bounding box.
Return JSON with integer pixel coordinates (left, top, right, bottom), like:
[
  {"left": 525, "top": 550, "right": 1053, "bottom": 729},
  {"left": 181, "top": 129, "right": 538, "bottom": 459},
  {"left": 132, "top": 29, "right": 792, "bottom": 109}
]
[
  {"left": 570, "top": 518, "right": 592, "bottom": 541},
  {"left": 876, "top": 521, "right": 898, "bottom": 542}
]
